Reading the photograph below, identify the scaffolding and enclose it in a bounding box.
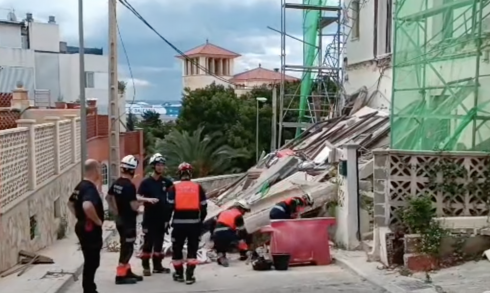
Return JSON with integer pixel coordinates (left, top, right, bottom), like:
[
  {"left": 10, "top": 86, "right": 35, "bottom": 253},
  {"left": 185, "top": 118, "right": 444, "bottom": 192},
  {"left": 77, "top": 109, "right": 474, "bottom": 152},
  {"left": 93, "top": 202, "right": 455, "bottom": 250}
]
[
  {"left": 278, "top": 0, "right": 344, "bottom": 142},
  {"left": 391, "top": 0, "right": 490, "bottom": 151}
]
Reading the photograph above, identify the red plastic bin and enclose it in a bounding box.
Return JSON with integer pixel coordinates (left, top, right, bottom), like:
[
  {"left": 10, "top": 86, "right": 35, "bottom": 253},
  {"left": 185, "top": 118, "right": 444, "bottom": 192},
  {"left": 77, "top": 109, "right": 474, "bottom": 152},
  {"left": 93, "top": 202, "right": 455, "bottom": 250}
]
[{"left": 260, "top": 217, "right": 336, "bottom": 266}]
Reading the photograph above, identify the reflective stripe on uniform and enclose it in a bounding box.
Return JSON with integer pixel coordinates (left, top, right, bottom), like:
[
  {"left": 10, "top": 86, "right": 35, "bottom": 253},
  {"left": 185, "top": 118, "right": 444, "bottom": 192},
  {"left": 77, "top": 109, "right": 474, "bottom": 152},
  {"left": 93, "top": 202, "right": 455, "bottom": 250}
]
[
  {"left": 272, "top": 205, "right": 286, "bottom": 213},
  {"left": 125, "top": 237, "right": 136, "bottom": 243},
  {"left": 172, "top": 218, "right": 201, "bottom": 224},
  {"left": 167, "top": 199, "right": 175, "bottom": 204},
  {"left": 214, "top": 226, "right": 231, "bottom": 232}
]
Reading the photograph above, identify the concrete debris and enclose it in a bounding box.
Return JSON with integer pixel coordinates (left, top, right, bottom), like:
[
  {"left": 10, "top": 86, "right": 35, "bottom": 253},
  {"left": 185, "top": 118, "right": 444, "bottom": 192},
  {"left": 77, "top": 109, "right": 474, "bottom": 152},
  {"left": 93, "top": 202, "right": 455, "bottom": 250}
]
[{"left": 203, "top": 106, "right": 390, "bottom": 234}]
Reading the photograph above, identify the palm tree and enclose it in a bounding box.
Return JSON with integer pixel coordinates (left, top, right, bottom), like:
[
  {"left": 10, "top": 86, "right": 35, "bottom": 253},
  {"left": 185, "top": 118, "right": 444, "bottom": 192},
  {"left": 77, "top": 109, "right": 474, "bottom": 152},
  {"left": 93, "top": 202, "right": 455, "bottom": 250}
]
[{"left": 155, "top": 126, "right": 246, "bottom": 178}]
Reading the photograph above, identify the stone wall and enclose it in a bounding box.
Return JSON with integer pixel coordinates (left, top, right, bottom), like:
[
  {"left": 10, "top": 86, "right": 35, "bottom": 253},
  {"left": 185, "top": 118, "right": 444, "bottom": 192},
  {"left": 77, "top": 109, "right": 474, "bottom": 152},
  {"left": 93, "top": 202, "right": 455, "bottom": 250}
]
[
  {"left": 180, "top": 173, "right": 244, "bottom": 192},
  {"left": 0, "top": 163, "right": 80, "bottom": 272}
]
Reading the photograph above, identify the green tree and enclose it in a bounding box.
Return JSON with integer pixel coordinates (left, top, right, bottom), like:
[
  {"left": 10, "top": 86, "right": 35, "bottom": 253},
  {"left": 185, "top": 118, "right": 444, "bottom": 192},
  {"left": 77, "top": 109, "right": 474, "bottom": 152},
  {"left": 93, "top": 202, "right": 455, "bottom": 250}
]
[
  {"left": 155, "top": 126, "right": 246, "bottom": 178},
  {"left": 126, "top": 112, "right": 137, "bottom": 131},
  {"left": 176, "top": 83, "right": 240, "bottom": 136},
  {"left": 175, "top": 82, "right": 308, "bottom": 172}
]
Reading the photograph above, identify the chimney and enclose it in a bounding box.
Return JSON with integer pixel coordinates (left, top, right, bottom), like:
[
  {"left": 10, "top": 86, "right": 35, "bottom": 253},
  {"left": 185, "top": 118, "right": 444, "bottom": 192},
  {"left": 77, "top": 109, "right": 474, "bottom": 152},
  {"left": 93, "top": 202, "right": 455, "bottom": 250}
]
[
  {"left": 48, "top": 16, "right": 56, "bottom": 24},
  {"left": 274, "top": 68, "right": 279, "bottom": 72},
  {"left": 11, "top": 82, "right": 30, "bottom": 111},
  {"left": 26, "top": 13, "right": 33, "bottom": 22}
]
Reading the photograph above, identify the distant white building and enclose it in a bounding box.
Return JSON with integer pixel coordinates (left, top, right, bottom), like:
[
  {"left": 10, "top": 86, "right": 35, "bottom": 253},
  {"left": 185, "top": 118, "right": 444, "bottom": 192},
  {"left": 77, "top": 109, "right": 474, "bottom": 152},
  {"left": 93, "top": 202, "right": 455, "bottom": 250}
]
[{"left": 0, "top": 12, "right": 119, "bottom": 116}]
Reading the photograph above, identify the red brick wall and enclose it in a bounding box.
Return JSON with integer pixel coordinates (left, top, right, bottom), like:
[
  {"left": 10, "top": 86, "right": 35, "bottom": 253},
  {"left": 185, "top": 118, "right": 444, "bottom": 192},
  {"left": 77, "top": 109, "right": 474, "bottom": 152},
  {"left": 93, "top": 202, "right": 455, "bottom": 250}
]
[
  {"left": 0, "top": 110, "right": 21, "bottom": 130},
  {"left": 0, "top": 93, "right": 12, "bottom": 107}
]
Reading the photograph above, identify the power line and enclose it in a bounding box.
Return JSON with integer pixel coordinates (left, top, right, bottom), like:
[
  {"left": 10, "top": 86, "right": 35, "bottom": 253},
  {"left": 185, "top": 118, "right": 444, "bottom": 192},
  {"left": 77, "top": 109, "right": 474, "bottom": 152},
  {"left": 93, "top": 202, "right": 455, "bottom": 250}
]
[
  {"left": 114, "top": 3, "right": 136, "bottom": 128},
  {"left": 118, "top": 0, "right": 237, "bottom": 87}
]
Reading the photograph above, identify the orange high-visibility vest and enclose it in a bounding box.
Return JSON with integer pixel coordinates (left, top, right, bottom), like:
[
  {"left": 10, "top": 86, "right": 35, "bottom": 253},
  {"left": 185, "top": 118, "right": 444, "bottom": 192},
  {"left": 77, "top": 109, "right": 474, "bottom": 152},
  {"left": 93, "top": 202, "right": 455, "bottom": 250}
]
[
  {"left": 216, "top": 208, "right": 242, "bottom": 230},
  {"left": 283, "top": 197, "right": 301, "bottom": 206},
  {"left": 174, "top": 181, "right": 200, "bottom": 211}
]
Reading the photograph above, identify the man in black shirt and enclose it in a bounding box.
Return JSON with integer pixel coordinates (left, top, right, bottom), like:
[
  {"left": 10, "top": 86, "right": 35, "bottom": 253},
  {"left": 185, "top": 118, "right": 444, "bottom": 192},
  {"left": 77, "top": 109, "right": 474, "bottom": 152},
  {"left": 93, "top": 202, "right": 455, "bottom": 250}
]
[
  {"left": 68, "top": 159, "right": 104, "bottom": 293},
  {"left": 106, "top": 155, "right": 156, "bottom": 284},
  {"left": 137, "top": 153, "right": 173, "bottom": 276},
  {"left": 167, "top": 162, "right": 207, "bottom": 284}
]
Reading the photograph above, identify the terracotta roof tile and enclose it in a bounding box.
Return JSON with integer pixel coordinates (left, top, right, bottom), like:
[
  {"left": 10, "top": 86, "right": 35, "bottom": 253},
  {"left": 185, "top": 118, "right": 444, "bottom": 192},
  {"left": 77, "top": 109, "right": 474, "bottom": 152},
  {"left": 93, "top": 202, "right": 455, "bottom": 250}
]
[
  {"left": 177, "top": 41, "right": 240, "bottom": 58},
  {"left": 230, "top": 65, "right": 300, "bottom": 83}
]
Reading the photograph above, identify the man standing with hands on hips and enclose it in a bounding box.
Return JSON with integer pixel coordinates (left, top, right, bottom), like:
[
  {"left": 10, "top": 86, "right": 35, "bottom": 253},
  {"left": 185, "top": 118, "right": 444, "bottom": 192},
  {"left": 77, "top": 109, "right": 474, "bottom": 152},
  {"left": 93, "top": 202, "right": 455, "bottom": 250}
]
[
  {"left": 68, "top": 159, "right": 104, "bottom": 293},
  {"left": 137, "top": 153, "right": 173, "bottom": 276}
]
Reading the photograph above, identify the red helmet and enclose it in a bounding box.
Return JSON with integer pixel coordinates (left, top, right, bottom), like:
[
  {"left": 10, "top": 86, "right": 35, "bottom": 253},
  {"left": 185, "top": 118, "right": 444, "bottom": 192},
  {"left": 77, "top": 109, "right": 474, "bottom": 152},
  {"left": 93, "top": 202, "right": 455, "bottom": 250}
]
[{"left": 178, "top": 162, "right": 193, "bottom": 172}]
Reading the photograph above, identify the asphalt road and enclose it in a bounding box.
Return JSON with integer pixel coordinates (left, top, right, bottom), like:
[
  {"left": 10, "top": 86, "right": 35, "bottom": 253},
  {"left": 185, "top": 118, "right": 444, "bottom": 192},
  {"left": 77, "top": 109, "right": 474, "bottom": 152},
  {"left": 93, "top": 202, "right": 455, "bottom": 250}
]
[{"left": 64, "top": 250, "right": 386, "bottom": 293}]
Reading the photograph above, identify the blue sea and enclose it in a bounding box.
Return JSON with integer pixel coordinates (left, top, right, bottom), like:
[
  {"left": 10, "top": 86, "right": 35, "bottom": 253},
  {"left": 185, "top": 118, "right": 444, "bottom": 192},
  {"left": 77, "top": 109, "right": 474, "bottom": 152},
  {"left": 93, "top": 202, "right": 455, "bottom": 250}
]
[{"left": 98, "top": 100, "right": 181, "bottom": 121}]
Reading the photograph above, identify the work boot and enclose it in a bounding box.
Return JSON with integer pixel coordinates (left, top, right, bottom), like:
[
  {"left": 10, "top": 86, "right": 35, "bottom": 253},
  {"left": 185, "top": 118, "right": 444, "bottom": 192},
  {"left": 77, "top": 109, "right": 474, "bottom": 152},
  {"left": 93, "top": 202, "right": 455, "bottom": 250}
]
[
  {"left": 142, "top": 258, "right": 151, "bottom": 276},
  {"left": 217, "top": 256, "right": 229, "bottom": 267},
  {"left": 115, "top": 265, "right": 138, "bottom": 285},
  {"left": 172, "top": 266, "right": 185, "bottom": 283},
  {"left": 239, "top": 250, "right": 248, "bottom": 261},
  {"left": 115, "top": 275, "right": 137, "bottom": 285},
  {"left": 185, "top": 265, "right": 196, "bottom": 285},
  {"left": 127, "top": 268, "right": 143, "bottom": 282},
  {"left": 152, "top": 256, "right": 171, "bottom": 274}
]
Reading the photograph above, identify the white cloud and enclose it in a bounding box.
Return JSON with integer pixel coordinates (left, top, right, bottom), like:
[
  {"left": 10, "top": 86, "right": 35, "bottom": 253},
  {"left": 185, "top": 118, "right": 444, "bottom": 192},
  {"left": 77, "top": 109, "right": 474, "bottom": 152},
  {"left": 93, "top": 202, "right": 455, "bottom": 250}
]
[
  {"left": 122, "top": 78, "right": 151, "bottom": 87},
  {"left": 232, "top": 34, "right": 303, "bottom": 77},
  {"left": 233, "top": 34, "right": 337, "bottom": 78},
  {"left": 118, "top": 64, "right": 179, "bottom": 76}
]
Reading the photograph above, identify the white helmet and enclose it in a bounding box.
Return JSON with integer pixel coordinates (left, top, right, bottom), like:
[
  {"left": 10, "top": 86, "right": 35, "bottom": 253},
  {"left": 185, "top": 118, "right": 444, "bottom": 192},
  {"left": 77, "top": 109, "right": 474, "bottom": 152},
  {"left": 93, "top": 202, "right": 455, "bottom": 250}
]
[
  {"left": 302, "top": 193, "right": 314, "bottom": 206},
  {"left": 149, "top": 153, "right": 166, "bottom": 165},
  {"left": 234, "top": 199, "right": 251, "bottom": 212},
  {"left": 121, "top": 155, "right": 138, "bottom": 170}
]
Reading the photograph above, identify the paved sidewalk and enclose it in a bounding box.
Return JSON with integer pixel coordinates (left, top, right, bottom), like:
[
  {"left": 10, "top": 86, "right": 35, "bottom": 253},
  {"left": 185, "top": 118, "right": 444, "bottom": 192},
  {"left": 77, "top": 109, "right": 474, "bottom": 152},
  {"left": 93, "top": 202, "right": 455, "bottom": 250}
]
[
  {"left": 64, "top": 250, "right": 386, "bottom": 293},
  {"left": 0, "top": 222, "right": 116, "bottom": 293},
  {"left": 410, "top": 259, "right": 490, "bottom": 293},
  {"left": 333, "top": 250, "right": 443, "bottom": 293}
]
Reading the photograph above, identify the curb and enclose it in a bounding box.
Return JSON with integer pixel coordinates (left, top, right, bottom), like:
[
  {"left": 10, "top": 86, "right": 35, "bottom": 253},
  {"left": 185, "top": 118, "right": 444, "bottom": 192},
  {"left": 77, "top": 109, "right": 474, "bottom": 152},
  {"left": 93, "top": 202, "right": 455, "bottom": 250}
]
[
  {"left": 334, "top": 255, "right": 441, "bottom": 293},
  {"left": 48, "top": 228, "right": 117, "bottom": 293}
]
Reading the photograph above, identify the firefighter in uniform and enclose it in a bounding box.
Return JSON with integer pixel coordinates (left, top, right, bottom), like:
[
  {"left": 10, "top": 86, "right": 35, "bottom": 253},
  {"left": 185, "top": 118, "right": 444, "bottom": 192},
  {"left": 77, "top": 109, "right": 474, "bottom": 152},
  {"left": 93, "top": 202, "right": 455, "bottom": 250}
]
[
  {"left": 68, "top": 159, "right": 104, "bottom": 293},
  {"left": 106, "top": 155, "right": 147, "bottom": 285},
  {"left": 167, "top": 162, "right": 207, "bottom": 284},
  {"left": 213, "top": 200, "right": 252, "bottom": 267},
  {"left": 137, "top": 153, "right": 173, "bottom": 275},
  {"left": 269, "top": 193, "right": 314, "bottom": 220}
]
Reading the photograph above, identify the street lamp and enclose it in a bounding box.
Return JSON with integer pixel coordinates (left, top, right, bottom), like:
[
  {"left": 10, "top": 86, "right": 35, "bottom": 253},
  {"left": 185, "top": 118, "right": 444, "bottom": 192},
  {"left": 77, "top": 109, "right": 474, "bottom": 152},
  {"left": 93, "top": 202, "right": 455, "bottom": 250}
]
[{"left": 256, "top": 97, "right": 267, "bottom": 162}]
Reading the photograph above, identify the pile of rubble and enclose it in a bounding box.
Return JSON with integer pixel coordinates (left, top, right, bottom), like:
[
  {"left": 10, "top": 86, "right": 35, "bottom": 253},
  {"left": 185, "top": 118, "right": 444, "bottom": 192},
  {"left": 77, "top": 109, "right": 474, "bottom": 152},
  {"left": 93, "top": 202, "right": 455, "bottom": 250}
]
[
  {"left": 206, "top": 106, "right": 389, "bottom": 234},
  {"left": 110, "top": 106, "right": 389, "bottom": 261}
]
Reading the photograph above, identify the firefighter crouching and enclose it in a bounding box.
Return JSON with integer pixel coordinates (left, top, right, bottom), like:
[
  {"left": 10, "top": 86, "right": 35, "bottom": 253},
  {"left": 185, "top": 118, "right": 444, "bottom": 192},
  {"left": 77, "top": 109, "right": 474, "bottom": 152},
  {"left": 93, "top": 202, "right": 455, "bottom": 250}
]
[
  {"left": 167, "top": 162, "right": 207, "bottom": 284},
  {"left": 269, "top": 193, "right": 314, "bottom": 220},
  {"left": 213, "top": 200, "right": 252, "bottom": 267}
]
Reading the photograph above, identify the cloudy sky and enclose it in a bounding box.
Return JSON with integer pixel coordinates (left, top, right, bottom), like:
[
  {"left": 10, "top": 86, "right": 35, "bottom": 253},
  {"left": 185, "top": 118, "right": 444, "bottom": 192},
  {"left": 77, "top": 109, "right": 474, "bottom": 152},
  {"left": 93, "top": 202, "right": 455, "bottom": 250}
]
[{"left": 0, "top": 0, "right": 339, "bottom": 102}]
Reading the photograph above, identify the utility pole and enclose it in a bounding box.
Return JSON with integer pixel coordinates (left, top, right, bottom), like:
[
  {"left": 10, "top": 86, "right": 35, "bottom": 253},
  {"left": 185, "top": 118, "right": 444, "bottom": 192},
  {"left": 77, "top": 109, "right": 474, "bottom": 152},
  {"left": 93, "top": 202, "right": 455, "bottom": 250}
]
[
  {"left": 108, "top": 0, "right": 120, "bottom": 185},
  {"left": 78, "top": 0, "right": 87, "bottom": 176},
  {"left": 271, "top": 84, "right": 278, "bottom": 151}
]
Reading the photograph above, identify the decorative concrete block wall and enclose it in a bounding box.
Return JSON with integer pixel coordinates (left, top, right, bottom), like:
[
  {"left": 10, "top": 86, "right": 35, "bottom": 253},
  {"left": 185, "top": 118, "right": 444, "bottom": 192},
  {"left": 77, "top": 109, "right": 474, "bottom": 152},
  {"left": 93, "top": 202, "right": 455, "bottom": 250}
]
[
  {"left": 372, "top": 149, "right": 490, "bottom": 227},
  {"left": 0, "top": 116, "right": 82, "bottom": 272}
]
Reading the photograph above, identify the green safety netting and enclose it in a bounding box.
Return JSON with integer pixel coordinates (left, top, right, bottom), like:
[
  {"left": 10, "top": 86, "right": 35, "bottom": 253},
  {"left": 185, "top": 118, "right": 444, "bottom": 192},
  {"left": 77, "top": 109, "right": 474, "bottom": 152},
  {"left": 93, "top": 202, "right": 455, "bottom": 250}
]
[
  {"left": 297, "top": 0, "right": 327, "bottom": 136},
  {"left": 391, "top": 0, "right": 490, "bottom": 151}
]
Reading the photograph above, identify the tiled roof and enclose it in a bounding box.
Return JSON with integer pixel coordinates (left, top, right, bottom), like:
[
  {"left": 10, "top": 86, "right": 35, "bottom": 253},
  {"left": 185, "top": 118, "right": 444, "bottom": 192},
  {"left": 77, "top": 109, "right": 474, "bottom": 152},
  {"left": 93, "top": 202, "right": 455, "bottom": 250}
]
[
  {"left": 0, "top": 93, "right": 12, "bottom": 107},
  {"left": 177, "top": 41, "right": 240, "bottom": 58},
  {"left": 230, "top": 64, "right": 300, "bottom": 83}
]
